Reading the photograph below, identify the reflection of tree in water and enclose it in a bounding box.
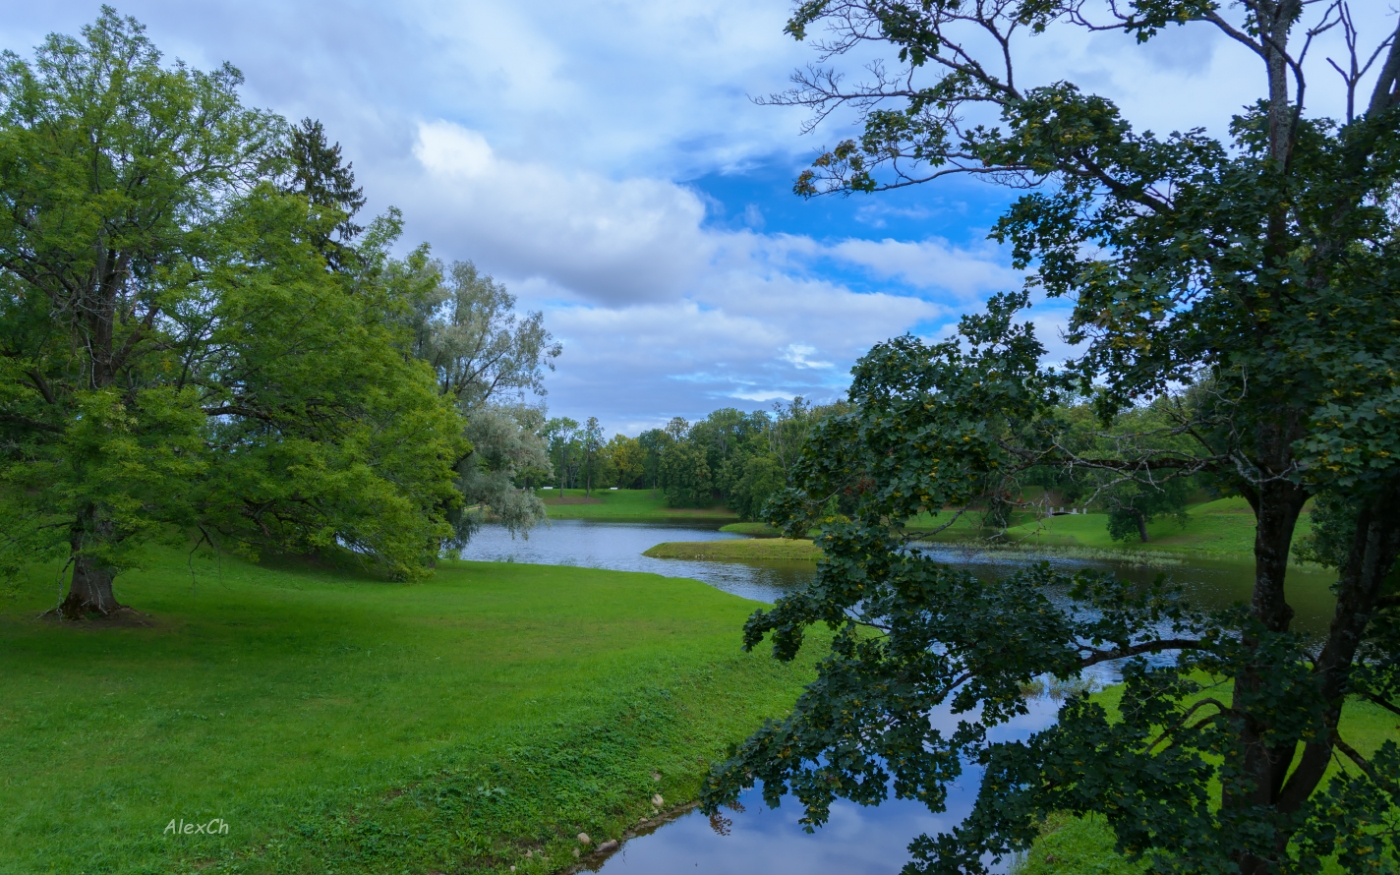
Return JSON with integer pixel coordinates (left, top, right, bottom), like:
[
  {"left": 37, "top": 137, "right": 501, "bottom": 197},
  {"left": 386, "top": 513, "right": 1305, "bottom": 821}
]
[{"left": 708, "top": 800, "right": 744, "bottom": 836}]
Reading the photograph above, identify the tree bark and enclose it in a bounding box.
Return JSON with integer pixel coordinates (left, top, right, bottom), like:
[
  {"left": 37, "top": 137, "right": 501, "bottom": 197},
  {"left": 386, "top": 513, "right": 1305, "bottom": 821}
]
[
  {"left": 58, "top": 554, "right": 122, "bottom": 619},
  {"left": 1228, "top": 459, "right": 1309, "bottom": 874},
  {"left": 1277, "top": 481, "right": 1400, "bottom": 814},
  {"left": 57, "top": 506, "right": 124, "bottom": 620},
  {"left": 1135, "top": 511, "right": 1149, "bottom": 543}
]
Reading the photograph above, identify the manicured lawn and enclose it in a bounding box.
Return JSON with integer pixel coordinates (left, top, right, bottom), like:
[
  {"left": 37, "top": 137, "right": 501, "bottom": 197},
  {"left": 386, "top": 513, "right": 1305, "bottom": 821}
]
[
  {"left": 0, "top": 548, "right": 819, "bottom": 875},
  {"left": 541, "top": 488, "right": 738, "bottom": 522},
  {"left": 988, "top": 497, "right": 1277, "bottom": 560},
  {"left": 718, "top": 499, "right": 1286, "bottom": 565},
  {"left": 644, "top": 538, "right": 822, "bottom": 561}
]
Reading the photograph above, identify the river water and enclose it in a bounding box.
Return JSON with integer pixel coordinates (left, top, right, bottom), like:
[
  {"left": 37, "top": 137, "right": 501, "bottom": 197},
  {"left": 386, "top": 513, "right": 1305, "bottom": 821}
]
[{"left": 461, "top": 519, "right": 1339, "bottom": 875}]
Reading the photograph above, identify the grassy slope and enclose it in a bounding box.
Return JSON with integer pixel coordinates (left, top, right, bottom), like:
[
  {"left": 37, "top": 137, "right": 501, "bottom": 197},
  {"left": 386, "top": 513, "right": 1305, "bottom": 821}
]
[
  {"left": 1015, "top": 686, "right": 1398, "bottom": 875},
  {"left": 542, "top": 488, "right": 737, "bottom": 521},
  {"left": 644, "top": 538, "right": 822, "bottom": 561},
  {"left": 0, "top": 549, "right": 818, "bottom": 875},
  {"left": 723, "top": 498, "right": 1309, "bottom": 565}
]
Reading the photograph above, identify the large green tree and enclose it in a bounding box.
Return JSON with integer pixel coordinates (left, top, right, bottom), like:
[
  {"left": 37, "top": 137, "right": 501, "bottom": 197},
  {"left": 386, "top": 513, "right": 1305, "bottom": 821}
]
[
  {"left": 704, "top": 2, "right": 1400, "bottom": 873},
  {"left": 388, "top": 252, "right": 561, "bottom": 541},
  {"left": 0, "top": 11, "right": 464, "bottom": 617}
]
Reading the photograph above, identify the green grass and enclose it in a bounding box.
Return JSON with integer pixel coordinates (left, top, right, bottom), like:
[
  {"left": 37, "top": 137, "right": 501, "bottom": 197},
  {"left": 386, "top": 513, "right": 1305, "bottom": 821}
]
[
  {"left": 0, "top": 547, "right": 820, "bottom": 875},
  {"left": 541, "top": 488, "right": 738, "bottom": 522},
  {"left": 643, "top": 538, "right": 823, "bottom": 562},
  {"left": 988, "top": 497, "right": 1268, "bottom": 558},
  {"left": 1015, "top": 685, "right": 1399, "bottom": 875},
  {"left": 720, "top": 499, "right": 1288, "bottom": 566},
  {"left": 905, "top": 498, "right": 1315, "bottom": 565},
  {"left": 718, "top": 522, "right": 784, "bottom": 537}
]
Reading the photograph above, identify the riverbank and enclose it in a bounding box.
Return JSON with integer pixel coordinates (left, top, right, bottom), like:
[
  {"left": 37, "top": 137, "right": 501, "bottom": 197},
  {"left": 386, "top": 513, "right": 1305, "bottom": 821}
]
[
  {"left": 719, "top": 497, "right": 1314, "bottom": 566},
  {"left": 542, "top": 487, "right": 738, "bottom": 522},
  {"left": 0, "top": 549, "right": 819, "bottom": 875}
]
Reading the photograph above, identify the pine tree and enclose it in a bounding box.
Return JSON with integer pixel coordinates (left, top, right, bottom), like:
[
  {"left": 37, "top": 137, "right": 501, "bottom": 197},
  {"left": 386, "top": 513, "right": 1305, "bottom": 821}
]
[{"left": 283, "top": 118, "right": 366, "bottom": 271}]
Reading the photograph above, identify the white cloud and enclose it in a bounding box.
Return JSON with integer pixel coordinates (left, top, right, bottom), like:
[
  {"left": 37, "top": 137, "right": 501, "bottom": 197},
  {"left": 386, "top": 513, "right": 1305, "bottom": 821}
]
[
  {"left": 398, "top": 123, "right": 994, "bottom": 430},
  {"left": 11, "top": 1, "right": 1383, "bottom": 433},
  {"left": 405, "top": 120, "right": 711, "bottom": 306},
  {"left": 781, "top": 344, "right": 833, "bottom": 370},
  {"left": 829, "top": 237, "right": 1023, "bottom": 298}
]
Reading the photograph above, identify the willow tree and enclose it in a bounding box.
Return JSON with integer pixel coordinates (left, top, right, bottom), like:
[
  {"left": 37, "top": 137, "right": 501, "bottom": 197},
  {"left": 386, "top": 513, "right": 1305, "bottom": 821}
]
[
  {"left": 703, "top": 2, "right": 1400, "bottom": 873},
  {"left": 0, "top": 11, "right": 464, "bottom": 617}
]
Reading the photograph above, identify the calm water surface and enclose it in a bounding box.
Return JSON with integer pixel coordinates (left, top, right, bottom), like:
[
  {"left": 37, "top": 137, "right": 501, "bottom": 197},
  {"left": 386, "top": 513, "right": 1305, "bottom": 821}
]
[{"left": 462, "top": 519, "right": 1339, "bottom": 875}]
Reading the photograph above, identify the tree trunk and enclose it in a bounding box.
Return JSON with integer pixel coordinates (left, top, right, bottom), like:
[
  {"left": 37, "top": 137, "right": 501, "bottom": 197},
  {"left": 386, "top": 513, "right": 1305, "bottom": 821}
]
[
  {"left": 1227, "top": 472, "right": 1309, "bottom": 875},
  {"left": 1277, "top": 481, "right": 1400, "bottom": 814},
  {"left": 56, "top": 506, "right": 124, "bottom": 620},
  {"left": 1135, "top": 511, "right": 1149, "bottom": 543},
  {"left": 58, "top": 553, "right": 122, "bottom": 619}
]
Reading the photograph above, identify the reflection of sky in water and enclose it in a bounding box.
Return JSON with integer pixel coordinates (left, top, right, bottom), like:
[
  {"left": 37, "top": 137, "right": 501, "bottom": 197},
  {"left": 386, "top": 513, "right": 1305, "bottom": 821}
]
[
  {"left": 591, "top": 697, "right": 1063, "bottom": 875},
  {"left": 460, "top": 520, "right": 815, "bottom": 603},
  {"left": 464, "top": 521, "right": 1338, "bottom": 874}
]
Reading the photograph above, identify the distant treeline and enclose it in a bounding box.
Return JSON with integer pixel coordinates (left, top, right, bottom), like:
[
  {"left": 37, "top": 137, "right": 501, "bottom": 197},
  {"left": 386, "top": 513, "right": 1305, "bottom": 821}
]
[{"left": 539, "top": 399, "right": 845, "bottom": 520}]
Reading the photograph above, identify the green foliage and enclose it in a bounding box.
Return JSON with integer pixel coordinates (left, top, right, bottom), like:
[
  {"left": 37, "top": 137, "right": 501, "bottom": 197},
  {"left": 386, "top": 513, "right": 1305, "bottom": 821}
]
[
  {"left": 281, "top": 117, "right": 366, "bottom": 270},
  {"left": 706, "top": 3, "right": 1400, "bottom": 873},
  {"left": 0, "top": 11, "right": 465, "bottom": 606},
  {"left": 661, "top": 440, "right": 713, "bottom": 507}
]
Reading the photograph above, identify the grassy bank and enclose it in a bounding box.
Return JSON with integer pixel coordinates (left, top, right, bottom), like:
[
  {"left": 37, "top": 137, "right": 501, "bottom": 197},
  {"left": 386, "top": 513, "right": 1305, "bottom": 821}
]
[
  {"left": 723, "top": 498, "right": 1312, "bottom": 566},
  {"left": 0, "top": 549, "right": 819, "bottom": 875},
  {"left": 1015, "top": 685, "right": 1397, "bottom": 875},
  {"left": 644, "top": 538, "right": 822, "bottom": 562},
  {"left": 541, "top": 487, "right": 738, "bottom": 522}
]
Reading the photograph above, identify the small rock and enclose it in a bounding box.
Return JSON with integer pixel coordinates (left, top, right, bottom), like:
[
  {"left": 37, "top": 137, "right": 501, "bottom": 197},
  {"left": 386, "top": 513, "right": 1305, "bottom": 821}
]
[
  {"left": 651, "top": 772, "right": 661, "bottom": 781},
  {"left": 598, "top": 839, "right": 619, "bottom": 852},
  {"left": 510, "top": 868, "right": 516, "bottom": 873},
  {"left": 651, "top": 794, "right": 664, "bottom": 807},
  {"left": 573, "top": 848, "right": 580, "bottom": 858},
  {"left": 577, "top": 832, "right": 591, "bottom": 845},
  {"left": 525, "top": 850, "right": 533, "bottom": 858}
]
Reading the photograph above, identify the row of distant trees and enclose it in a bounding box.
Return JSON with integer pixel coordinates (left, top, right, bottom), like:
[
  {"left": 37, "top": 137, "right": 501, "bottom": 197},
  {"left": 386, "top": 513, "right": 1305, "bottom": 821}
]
[
  {"left": 538, "top": 399, "right": 842, "bottom": 519},
  {"left": 531, "top": 395, "right": 1223, "bottom": 539}
]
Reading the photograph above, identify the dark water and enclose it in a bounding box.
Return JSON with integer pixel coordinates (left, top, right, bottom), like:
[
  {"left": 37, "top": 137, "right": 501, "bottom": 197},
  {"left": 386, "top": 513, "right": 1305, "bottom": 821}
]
[{"left": 462, "top": 520, "right": 1340, "bottom": 875}]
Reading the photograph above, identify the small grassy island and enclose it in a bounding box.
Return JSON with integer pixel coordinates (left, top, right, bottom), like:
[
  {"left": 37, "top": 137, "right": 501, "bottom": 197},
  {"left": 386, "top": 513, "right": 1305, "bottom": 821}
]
[
  {"left": 0, "top": 549, "right": 819, "bottom": 875},
  {"left": 644, "top": 538, "right": 822, "bottom": 562}
]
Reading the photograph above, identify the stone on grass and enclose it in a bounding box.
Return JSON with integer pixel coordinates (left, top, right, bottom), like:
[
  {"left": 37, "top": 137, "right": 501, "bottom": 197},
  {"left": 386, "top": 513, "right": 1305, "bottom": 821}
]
[
  {"left": 577, "top": 832, "right": 591, "bottom": 845},
  {"left": 651, "top": 794, "right": 664, "bottom": 807},
  {"left": 598, "top": 840, "right": 619, "bottom": 852}
]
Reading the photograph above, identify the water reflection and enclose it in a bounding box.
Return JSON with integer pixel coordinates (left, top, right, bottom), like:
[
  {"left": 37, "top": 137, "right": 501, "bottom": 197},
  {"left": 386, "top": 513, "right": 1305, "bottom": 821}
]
[
  {"left": 460, "top": 519, "right": 815, "bottom": 603},
  {"left": 462, "top": 521, "right": 1338, "bottom": 635},
  {"left": 590, "top": 696, "right": 1065, "bottom": 875},
  {"left": 463, "top": 520, "right": 1339, "bottom": 875}
]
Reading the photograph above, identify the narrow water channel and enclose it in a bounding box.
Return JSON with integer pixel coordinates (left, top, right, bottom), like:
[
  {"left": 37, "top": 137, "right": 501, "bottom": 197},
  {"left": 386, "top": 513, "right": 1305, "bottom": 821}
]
[{"left": 461, "top": 519, "right": 1340, "bottom": 874}]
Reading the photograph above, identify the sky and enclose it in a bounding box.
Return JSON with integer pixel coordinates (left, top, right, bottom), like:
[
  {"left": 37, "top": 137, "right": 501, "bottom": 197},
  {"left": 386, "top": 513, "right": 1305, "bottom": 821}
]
[{"left": 2, "top": 2, "right": 1393, "bottom": 434}]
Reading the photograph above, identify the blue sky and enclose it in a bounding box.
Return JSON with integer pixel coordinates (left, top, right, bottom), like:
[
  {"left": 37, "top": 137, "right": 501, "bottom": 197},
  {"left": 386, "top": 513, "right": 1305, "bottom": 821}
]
[{"left": 3, "top": 2, "right": 1391, "bottom": 434}]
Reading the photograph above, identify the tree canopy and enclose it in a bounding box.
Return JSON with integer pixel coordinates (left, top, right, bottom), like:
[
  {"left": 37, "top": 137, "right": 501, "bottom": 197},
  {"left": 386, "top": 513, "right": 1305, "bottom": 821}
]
[
  {"left": 703, "top": 2, "right": 1400, "bottom": 874},
  {"left": 0, "top": 10, "right": 468, "bottom": 615}
]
